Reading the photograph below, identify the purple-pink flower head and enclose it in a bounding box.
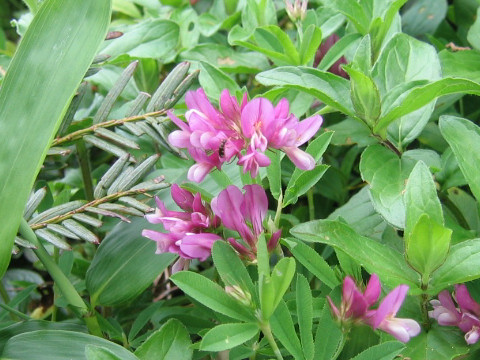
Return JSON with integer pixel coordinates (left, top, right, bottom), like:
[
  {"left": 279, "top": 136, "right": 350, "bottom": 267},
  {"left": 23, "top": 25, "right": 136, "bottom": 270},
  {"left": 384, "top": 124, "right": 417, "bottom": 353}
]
[
  {"left": 167, "top": 88, "right": 323, "bottom": 182},
  {"left": 328, "top": 274, "right": 420, "bottom": 343},
  {"left": 142, "top": 184, "right": 221, "bottom": 262},
  {"left": 430, "top": 284, "right": 480, "bottom": 345},
  {"left": 211, "top": 184, "right": 280, "bottom": 260}
]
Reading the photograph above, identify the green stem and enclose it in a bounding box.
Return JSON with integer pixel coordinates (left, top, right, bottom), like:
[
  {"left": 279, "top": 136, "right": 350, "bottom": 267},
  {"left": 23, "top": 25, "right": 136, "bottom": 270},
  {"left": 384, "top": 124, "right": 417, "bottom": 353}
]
[
  {"left": 0, "top": 302, "right": 30, "bottom": 320},
  {"left": 260, "top": 323, "right": 283, "bottom": 360},
  {"left": 76, "top": 140, "right": 94, "bottom": 201},
  {"left": 274, "top": 192, "right": 283, "bottom": 228},
  {"left": 51, "top": 247, "right": 60, "bottom": 322},
  {"left": 0, "top": 280, "right": 10, "bottom": 304},
  {"left": 420, "top": 292, "right": 431, "bottom": 331},
  {"left": 19, "top": 219, "right": 103, "bottom": 336},
  {"left": 307, "top": 188, "right": 315, "bottom": 221}
]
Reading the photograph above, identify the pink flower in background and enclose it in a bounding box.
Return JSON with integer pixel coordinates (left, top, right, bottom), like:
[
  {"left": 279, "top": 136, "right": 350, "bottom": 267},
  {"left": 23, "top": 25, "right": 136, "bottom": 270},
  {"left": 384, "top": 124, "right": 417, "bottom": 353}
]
[
  {"left": 211, "top": 184, "right": 281, "bottom": 260},
  {"left": 142, "top": 184, "right": 221, "bottom": 264},
  {"left": 430, "top": 284, "right": 480, "bottom": 344},
  {"left": 328, "top": 274, "right": 421, "bottom": 343},
  {"left": 168, "top": 89, "right": 323, "bottom": 182},
  {"left": 314, "top": 34, "right": 348, "bottom": 78}
]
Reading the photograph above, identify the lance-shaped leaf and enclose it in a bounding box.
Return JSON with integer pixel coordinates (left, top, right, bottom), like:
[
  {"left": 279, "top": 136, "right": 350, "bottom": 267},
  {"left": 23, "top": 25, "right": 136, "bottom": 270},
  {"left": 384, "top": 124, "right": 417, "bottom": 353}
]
[
  {"left": 200, "top": 323, "right": 259, "bottom": 352},
  {"left": 29, "top": 201, "right": 86, "bottom": 225},
  {"left": 439, "top": 115, "right": 480, "bottom": 203},
  {"left": 72, "top": 214, "right": 103, "bottom": 228},
  {"left": 93, "top": 128, "right": 140, "bottom": 149},
  {"left": 23, "top": 188, "right": 47, "bottom": 220},
  {"left": 35, "top": 229, "right": 71, "bottom": 250},
  {"left": 61, "top": 219, "right": 99, "bottom": 244},
  {"left": 84, "top": 135, "right": 132, "bottom": 160}
]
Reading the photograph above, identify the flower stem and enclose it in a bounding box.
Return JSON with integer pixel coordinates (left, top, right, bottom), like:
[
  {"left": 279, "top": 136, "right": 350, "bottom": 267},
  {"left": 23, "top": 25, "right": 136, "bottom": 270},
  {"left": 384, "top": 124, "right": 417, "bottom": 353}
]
[
  {"left": 260, "top": 323, "right": 283, "bottom": 360},
  {"left": 307, "top": 188, "right": 315, "bottom": 221}
]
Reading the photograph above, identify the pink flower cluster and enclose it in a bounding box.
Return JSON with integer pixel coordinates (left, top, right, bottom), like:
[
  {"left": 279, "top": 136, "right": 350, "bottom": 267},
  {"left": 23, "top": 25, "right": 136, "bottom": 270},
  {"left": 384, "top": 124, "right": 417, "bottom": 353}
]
[
  {"left": 168, "top": 89, "right": 323, "bottom": 182},
  {"left": 430, "top": 284, "right": 480, "bottom": 344},
  {"left": 328, "top": 274, "right": 421, "bottom": 343},
  {"left": 142, "top": 184, "right": 280, "bottom": 268}
]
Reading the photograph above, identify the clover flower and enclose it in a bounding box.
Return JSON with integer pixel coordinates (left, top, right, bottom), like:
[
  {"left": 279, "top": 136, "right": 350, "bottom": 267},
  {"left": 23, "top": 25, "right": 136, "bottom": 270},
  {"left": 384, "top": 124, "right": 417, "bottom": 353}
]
[
  {"left": 328, "top": 274, "right": 421, "bottom": 343},
  {"left": 168, "top": 89, "right": 323, "bottom": 182},
  {"left": 430, "top": 284, "right": 480, "bottom": 344},
  {"left": 142, "top": 184, "right": 279, "bottom": 266}
]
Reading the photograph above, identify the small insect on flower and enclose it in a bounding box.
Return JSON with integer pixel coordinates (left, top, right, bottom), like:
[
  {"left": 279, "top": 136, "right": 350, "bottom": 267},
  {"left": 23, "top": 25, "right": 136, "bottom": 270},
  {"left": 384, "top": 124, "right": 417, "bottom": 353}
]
[{"left": 218, "top": 139, "right": 227, "bottom": 158}]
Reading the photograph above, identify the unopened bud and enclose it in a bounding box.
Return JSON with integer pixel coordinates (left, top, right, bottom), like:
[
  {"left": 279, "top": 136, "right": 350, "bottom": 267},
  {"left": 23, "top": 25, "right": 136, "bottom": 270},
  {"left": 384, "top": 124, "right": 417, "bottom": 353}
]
[{"left": 285, "top": 0, "right": 308, "bottom": 22}]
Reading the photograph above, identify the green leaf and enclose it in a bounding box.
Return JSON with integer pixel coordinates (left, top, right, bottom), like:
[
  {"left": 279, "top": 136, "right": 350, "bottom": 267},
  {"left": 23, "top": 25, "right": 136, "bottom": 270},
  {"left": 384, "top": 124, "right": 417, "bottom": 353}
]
[
  {"left": 270, "top": 300, "right": 304, "bottom": 360},
  {"left": 266, "top": 149, "right": 282, "bottom": 200},
  {"left": 344, "top": 66, "right": 381, "bottom": 127},
  {"left": 330, "top": 0, "right": 370, "bottom": 34},
  {"left": 372, "top": 33, "right": 441, "bottom": 147},
  {"left": 350, "top": 34, "right": 372, "bottom": 74},
  {"left": 430, "top": 239, "right": 480, "bottom": 293},
  {"left": 296, "top": 274, "right": 314, "bottom": 360},
  {"left": 440, "top": 49, "right": 480, "bottom": 83},
  {"left": 405, "top": 214, "right": 452, "bottom": 280},
  {"left": 404, "top": 161, "right": 444, "bottom": 235},
  {"left": 86, "top": 217, "right": 175, "bottom": 307},
  {"left": 170, "top": 271, "right": 255, "bottom": 322},
  {"left": 314, "top": 302, "right": 343, "bottom": 360},
  {"left": 374, "top": 78, "right": 480, "bottom": 134},
  {"left": 291, "top": 220, "right": 420, "bottom": 290},
  {"left": 467, "top": 7, "right": 480, "bottom": 50},
  {"left": 299, "top": 25, "right": 322, "bottom": 65},
  {"left": 401, "top": 0, "right": 447, "bottom": 37},
  {"left": 349, "top": 341, "right": 405, "bottom": 360},
  {"left": 284, "top": 238, "right": 339, "bottom": 289},
  {"left": 270, "top": 257, "right": 296, "bottom": 312},
  {"left": 230, "top": 25, "right": 300, "bottom": 66},
  {"left": 85, "top": 345, "right": 125, "bottom": 360},
  {"left": 402, "top": 326, "right": 469, "bottom": 360},
  {"left": 100, "top": 20, "right": 179, "bottom": 61},
  {"left": 200, "top": 323, "right": 259, "bottom": 352},
  {"left": 360, "top": 144, "right": 416, "bottom": 228},
  {"left": 197, "top": 61, "right": 240, "bottom": 101},
  {"left": 256, "top": 67, "right": 356, "bottom": 118},
  {"left": 0, "top": 0, "right": 111, "bottom": 277},
  {"left": 212, "top": 241, "right": 256, "bottom": 305},
  {"left": 439, "top": 115, "right": 480, "bottom": 203},
  {"left": 318, "top": 33, "right": 362, "bottom": 72},
  {"left": 3, "top": 330, "right": 138, "bottom": 360},
  {"left": 180, "top": 44, "right": 269, "bottom": 74},
  {"left": 134, "top": 319, "right": 192, "bottom": 360},
  {"left": 283, "top": 131, "right": 333, "bottom": 206}
]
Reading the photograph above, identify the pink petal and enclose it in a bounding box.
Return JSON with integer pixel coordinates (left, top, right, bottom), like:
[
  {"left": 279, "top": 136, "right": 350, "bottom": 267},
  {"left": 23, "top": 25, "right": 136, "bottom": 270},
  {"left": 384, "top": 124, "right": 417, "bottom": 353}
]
[
  {"left": 267, "top": 230, "right": 282, "bottom": 251},
  {"left": 274, "top": 98, "right": 290, "bottom": 119},
  {"left": 283, "top": 147, "right": 316, "bottom": 170},
  {"left": 168, "top": 130, "right": 191, "bottom": 148},
  {"left": 377, "top": 317, "right": 421, "bottom": 343},
  {"left": 327, "top": 296, "right": 341, "bottom": 320},
  {"left": 185, "top": 89, "right": 223, "bottom": 127},
  {"left": 171, "top": 258, "right": 187, "bottom": 273},
  {"left": 364, "top": 274, "right": 381, "bottom": 306},
  {"left": 188, "top": 163, "right": 214, "bottom": 183},
  {"left": 241, "top": 98, "right": 275, "bottom": 138},
  {"left": 295, "top": 115, "right": 323, "bottom": 145},
  {"left": 171, "top": 184, "right": 194, "bottom": 211},
  {"left": 180, "top": 233, "right": 221, "bottom": 261},
  {"left": 167, "top": 110, "right": 190, "bottom": 132},
  {"left": 220, "top": 89, "right": 241, "bottom": 122},
  {"left": 455, "top": 284, "right": 480, "bottom": 315},
  {"left": 373, "top": 285, "right": 409, "bottom": 328},
  {"left": 465, "top": 326, "right": 480, "bottom": 344},
  {"left": 242, "top": 184, "right": 268, "bottom": 236}
]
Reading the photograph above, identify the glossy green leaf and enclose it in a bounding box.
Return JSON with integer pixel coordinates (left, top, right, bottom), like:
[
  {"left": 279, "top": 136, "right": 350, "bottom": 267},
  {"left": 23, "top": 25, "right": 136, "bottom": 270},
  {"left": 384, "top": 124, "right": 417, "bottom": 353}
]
[
  {"left": 291, "top": 219, "right": 420, "bottom": 290},
  {"left": 212, "top": 241, "right": 256, "bottom": 305},
  {"left": 374, "top": 78, "right": 480, "bottom": 134},
  {"left": 284, "top": 238, "right": 339, "bottom": 289},
  {"left": 360, "top": 144, "right": 416, "bottom": 228},
  {"left": 283, "top": 131, "right": 333, "bottom": 206},
  {"left": 314, "top": 302, "right": 343, "bottom": 360},
  {"left": 404, "top": 161, "right": 444, "bottom": 235},
  {"left": 350, "top": 341, "right": 405, "bottom": 360},
  {"left": 372, "top": 33, "right": 441, "bottom": 147},
  {"left": 299, "top": 25, "right": 322, "bottom": 65},
  {"left": 344, "top": 66, "right": 381, "bottom": 127},
  {"left": 86, "top": 217, "right": 175, "bottom": 307},
  {"left": 256, "top": 67, "right": 356, "bottom": 118},
  {"left": 402, "top": 0, "right": 447, "bottom": 37},
  {"left": 406, "top": 214, "right": 452, "bottom": 280},
  {"left": 402, "top": 326, "right": 469, "bottom": 360},
  {"left": 330, "top": 0, "right": 370, "bottom": 34},
  {"left": 270, "top": 300, "right": 304, "bottom": 360},
  {"left": 439, "top": 115, "right": 480, "bottom": 203},
  {"left": 467, "top": 7, "right": 480, "bottom": 50},
  {"left": 170, "top": 271, "right": 255, "bottom": 322},
  {"left": 200, "top": 323, "right": 259, "bottom": 351},
  {"left": 296, "top": 274, "right": 314, "bottom": 360},
  {"left": 3, "top": 330, "right": 138, "bottom": 360},
  {"left": 197, "top": 61, "right": 240, "bottom": 101},
  {"left": 270, "top": 257, "right": 296, "bottom": 312},
  {"left": 440, "top": 49, "right": 480, "bottom": 83},
  {"left": 85, "top": 345, "right": 125, "bottom": 360},
  {"left": 100, "top": 20, "right": 179, "bottom": 61},
  {"left": 266, "top": 149, "right": 282, "bottom": 200},
  {"left": 134, "top": 319, "right": 192, "bottom": 360},
  {"left": 430, "top": 239, "right": 480, "bottom": 293},
  {"left": 318, "top": 33, "right": 362, "bottom": 72},
  {"left": 0, "top": 0, "right": 111, "bottom": 277}
]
